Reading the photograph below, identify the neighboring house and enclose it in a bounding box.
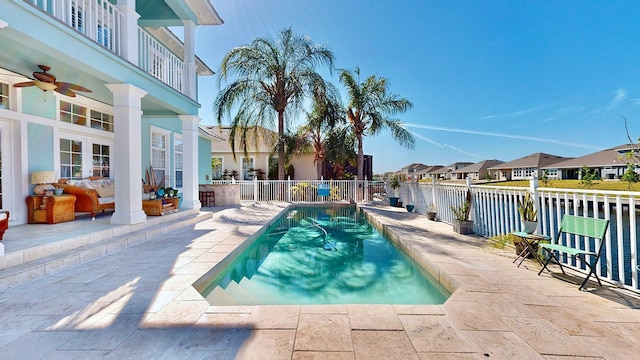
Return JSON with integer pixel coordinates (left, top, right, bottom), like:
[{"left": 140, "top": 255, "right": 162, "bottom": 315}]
[
  {"left": 433, "top": 162, "right": 473, "bottom": 180},
  {"left": 488, "top": 153, "right": 570, "bottom": 181},
  {"left": 415, "top": 165, "right": 445, "bottom": 181},
  {"left": 208, "top": 126, "right": 316, "bottom": 180},
  {"left": 542, "top": 144, "right": 640, "bottom": 180},
  {"left": 0, "top": 0, "right": 223, "bottom": 225},
  {"left": 452, "top": 160, "right": 504, "bottom": 181},
  {"left": 400, "top": 163, "right": 429, "bottom": 180}
]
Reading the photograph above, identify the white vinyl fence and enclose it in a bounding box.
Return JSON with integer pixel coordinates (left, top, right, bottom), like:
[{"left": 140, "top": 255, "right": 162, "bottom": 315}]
[
  {"left": 398, "top": 178, "right": 640, "bottom": 293},
  {"left": 211, "top": 179, "right": 387, "bottom": 203}
]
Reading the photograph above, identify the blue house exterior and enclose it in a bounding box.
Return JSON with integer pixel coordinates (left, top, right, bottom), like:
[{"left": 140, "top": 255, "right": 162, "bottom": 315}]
[{"left": 0, "top": 0, "right": 223, "bottom": 225}]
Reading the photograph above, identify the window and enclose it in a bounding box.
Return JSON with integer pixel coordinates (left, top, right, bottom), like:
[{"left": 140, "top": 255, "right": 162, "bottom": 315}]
[
  {"left": 60, "top": 138, "right": 83, "bottom": 179},
  {"left": 60, "top": 100, "right": 113, "bottom": 132},
  {"left": 92, "top": 143, "right": 110, "bottom": 177},
  {"left": 90, "top": 110, "right": 113, "bottom": 132},
  {"left": 60, "top": 101, "right": 87, "bottom": 126},
  {"left": 212, "top": 156, "right": 223, "bottom": 180},
  {"left": 242, "top": 157, "right": 254, "bottom": 180},
  {"left": 174, "top": 136, "right": 183, "bottom": 188},
  {"left": 151, "top": 130, "right": 169, "bottom": 187},
  {"left": 0, "top": 82, "right": 8, "bottom": 109}
]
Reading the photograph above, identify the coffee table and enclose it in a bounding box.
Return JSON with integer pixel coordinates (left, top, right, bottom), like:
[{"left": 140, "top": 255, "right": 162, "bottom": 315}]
[{"left": 142, "top": 197, "right": 179, "bottom": 216}]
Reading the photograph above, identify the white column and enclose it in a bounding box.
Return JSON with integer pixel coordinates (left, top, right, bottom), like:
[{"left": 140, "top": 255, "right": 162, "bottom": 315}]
[
  {"left": 182, "top": 20, "right": 197, "bottom": 99},
  {"left": 178, "top": 115, "right": 201, "bottom": 210},
  {"left": 106, "top": 83, "right": 148, "bottom": 225},
  {"left": 117, "top": 0, "right": 140, "bottom": 63}
]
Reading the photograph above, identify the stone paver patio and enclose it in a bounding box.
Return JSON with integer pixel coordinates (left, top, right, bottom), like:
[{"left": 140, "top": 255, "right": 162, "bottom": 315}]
[{"left": 1, "top": 202, "right": 639, "bottom": 359}]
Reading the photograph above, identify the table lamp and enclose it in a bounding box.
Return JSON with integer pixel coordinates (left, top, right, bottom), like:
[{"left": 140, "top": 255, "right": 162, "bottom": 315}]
[{"left": 31, "top": 171, "right": 57, "bottom": 195}]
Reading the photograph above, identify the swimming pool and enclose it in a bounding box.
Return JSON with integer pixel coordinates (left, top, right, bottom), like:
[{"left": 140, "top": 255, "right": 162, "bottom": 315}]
[{"left": 197, "top": 205, "right": 450, "bottom": 305}]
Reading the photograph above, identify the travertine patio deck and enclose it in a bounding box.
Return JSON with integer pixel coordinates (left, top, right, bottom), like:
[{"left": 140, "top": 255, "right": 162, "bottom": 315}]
[{"left": 0, "top": 202, "right": 639, "bottom": 359}]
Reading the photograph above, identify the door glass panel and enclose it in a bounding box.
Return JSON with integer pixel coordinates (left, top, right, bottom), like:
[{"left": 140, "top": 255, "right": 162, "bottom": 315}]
[
  {"left": 60, "top": 138, "right": 83, "bottom": 179},
  {"left": 92, "top": 144, "right": 110, "bottom": 177}
]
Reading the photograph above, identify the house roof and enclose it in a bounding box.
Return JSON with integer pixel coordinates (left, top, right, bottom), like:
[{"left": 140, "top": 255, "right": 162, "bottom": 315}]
[
  {"left": 430, "top": 166, "right": 451, "bottom": 174},
  {"left": 198, "top": 125, "right": 225, "bottom": 141},
  {"left": 401, "top": 163, "right": 429, "bottom": 172},
  {"left": 415, "top": 165, "right": 445, "bottom": 175},
  {"left": 187, "top": 0, "right": 224, "bottom": 25},
  {"left": 208, "top": 126, "right": 278, "bottom": 153},
  {"left": 542, "top": 144, "right": 638, "bottom": 169},
  {"left": 488, "top": 152, "right": 570, "bottom": 170},
  {"left": 453, "top": 159, "right": 504, "bottom": 174}
]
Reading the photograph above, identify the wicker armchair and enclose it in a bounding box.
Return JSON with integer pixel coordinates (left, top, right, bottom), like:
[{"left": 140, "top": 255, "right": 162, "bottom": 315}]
[{"left": 0, "top": 210, "right": 9, "bottom": 240}]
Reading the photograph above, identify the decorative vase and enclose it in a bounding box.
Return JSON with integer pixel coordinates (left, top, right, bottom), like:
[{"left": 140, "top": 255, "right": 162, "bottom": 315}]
[
  {"left": 427, "top": 212, "right": 437, "bottom": 221},
  {"left": 522, "top": 221, "right": 537, "bottom": 234},
  {"left": 389, "top": 197, "right": 399, "bottom": 207},
  {"left": 406, "top": 205, "right": 414, "bottom": 212},
  {"left": 53, "top": 188, "right": 63, "bottom": 196}
]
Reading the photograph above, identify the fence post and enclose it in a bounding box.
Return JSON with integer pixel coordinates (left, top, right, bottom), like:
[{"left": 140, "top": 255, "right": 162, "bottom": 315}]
[
  {"left": 529, "top": 176, "right": 540, "bottom": 233},
  {"left": 431, "top": 177, "right": 437, "bottom": 210},
  {"left": 353, "top": 177, "right": 358, "bottom": 202},
  {"left": 364, "top": 176, "right": 368, "bottom": 202},
  {"left": 287, "top": 176, "right": 291, "bottom": 202},
  {"left": 253, "top": 175, "right": 258, "bottom": 202}
]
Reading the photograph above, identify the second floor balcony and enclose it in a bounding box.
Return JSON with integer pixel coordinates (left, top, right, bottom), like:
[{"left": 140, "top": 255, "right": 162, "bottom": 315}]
[{"left": 24, "top": 0, "right": 205, "bottom": 97}]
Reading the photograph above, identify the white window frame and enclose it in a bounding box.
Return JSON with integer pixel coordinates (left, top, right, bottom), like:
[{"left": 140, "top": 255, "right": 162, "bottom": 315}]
[
  {"left": 58, "top": 98, "right": 114, "bottom": 133},
  {"left": 150, "top": 126, "right": 171, "bottom": 187},
  {"left": 212, "top": 156, "right": 223, "bottom": 180},
  {"left": 241, "top": 156, "right": 255, "bottom": 180},
  {"left": 0, "top": 81, "right": 9, "bottom": 110},
  {"left": 173, "top": 134, "right": 183, "bottom": 189}
]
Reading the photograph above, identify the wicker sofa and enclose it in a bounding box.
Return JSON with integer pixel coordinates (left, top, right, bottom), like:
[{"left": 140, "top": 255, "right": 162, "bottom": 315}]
[
  {"left": 0, "top": 210, "right": 8, "bottom": 240},
  {"left": 56, "top": 177, "right": 115, "bottom": 219}
]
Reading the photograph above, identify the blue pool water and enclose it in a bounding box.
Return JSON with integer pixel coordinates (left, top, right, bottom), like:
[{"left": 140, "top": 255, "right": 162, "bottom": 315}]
[{"left": 199, "top": 206, "right": 450, "bottom": 305}]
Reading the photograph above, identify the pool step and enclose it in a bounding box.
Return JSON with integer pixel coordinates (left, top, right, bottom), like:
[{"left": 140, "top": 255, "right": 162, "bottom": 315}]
[{"left": 0, "top": 210, "right": 212, "bottom": 291}]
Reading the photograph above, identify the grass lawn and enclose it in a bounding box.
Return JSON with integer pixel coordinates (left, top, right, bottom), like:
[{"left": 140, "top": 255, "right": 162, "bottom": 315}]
[{"left": 480, "top": 179, "right": 640, "bottom": 192}]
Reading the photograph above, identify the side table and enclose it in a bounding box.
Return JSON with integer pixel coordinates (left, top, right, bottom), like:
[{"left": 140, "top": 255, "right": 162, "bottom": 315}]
[
  {"left": 26, "top": 194, "right": 77, "bottom": 224},
  {"left": 512, "top": 231, "right": 550, "bottom": 268},
  {"left": 142, "top": 197, "right": 179, "bottom": 216}
]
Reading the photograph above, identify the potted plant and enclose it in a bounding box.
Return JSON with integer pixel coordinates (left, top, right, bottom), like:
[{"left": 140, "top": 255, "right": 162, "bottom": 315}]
[
  {"left": 518, "top": 192, "right": 538, "bottom": 234},
  {"left": 451, "top": 190, "right": 473, "bottom": 234},
  {"left": 405, "top": 204, "right": 414, "bottom": 212},
  {"left": 388, "top": 176, "right": 400, "bottom": 207},
  {"left": 427, "top": 204, "right": 437, "bottom": 221}
]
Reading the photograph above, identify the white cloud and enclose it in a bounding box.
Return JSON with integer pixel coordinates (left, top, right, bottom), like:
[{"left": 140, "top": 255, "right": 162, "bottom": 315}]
[
  {"left": 405, "top": 123, "right": 602, "bottom": 150},
  {"left": 410, "top": 132, "right": 485, "bottom": 160}
]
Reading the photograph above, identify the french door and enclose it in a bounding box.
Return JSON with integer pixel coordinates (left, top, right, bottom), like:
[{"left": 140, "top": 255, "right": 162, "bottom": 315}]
[{"left": 59, "top": 132, "right": 113, "bottom": 179}]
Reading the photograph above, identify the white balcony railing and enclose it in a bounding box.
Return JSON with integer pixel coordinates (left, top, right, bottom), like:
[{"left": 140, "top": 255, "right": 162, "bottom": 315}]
[
  {"left": 24, "top": 0, "right": 187, "bottom": 94},
  {"left": 138, "top": 29, "right": 185, "bottom": 94}
]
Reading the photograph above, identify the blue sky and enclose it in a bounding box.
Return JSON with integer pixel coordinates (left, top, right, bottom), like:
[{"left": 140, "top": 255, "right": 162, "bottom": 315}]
[{"left": 192, "top": 0, "right": 640, "bottom": 173}]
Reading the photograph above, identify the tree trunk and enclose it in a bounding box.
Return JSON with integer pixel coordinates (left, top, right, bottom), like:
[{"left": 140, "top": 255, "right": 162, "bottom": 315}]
[
  {"left": 357, "top": 135, "right": 364, "bottom": 180},
  {"left": 316, "top": 159, "right": 322, "bottom": 180},
  {"left": 278, "top": 111, "right": 285, "bottom": 180}
]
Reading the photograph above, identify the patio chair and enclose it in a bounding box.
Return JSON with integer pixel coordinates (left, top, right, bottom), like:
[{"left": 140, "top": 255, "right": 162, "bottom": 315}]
[{"left": 537, "top": 215, "right": 609, "bottom": 290}]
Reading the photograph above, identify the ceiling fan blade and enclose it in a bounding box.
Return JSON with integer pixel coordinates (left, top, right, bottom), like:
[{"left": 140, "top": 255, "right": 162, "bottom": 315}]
[
  {"left": 55, "top": 82, "right": 92, "bottom": 93},
  {"left": 13, "top": 81, "right": 36, "bottom": 88},
  {"left": 54, "top": 87, "right": 77, "bottom": 97},
  {"left": 33, "top": 71, "right": 56, "bottom": 83}
]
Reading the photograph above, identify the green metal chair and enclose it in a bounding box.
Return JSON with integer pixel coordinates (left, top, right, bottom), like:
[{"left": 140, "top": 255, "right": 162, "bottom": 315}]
[{"left": 538, "top": 215, "right": 610, "bottom": 291}]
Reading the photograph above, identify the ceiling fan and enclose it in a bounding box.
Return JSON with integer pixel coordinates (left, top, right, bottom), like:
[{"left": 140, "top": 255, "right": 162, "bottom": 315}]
[{"left": 13, "top": 65, "right": 92, "bottom": 97}]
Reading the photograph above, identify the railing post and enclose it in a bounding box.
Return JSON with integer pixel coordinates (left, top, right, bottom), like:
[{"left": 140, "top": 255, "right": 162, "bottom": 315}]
[
  {"left": 530, "top": 176, "right": 540, "bottom": 233},
  {"left": 364, "top": 176, "right": 369, "bottom": 202},
  {"left": 253, "top": 175, "right": 258, "bottom": 202},
  {"left": 431, "top": 177, "right": 437, "bottom": 210},
  {"left": 287, "top": 176, "right": 291, "bottom": 202},
  {"left": 116, "top": 0, "right": 139, "bottom": 61}
]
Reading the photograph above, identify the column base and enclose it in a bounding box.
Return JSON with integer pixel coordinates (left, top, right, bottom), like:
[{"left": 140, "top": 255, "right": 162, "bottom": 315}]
[
  {"left": 180, "top": 199, "right": 201, "bottom": 210},
  {"left": 110, "top": 210, "right": 147, "bottom": 225}
]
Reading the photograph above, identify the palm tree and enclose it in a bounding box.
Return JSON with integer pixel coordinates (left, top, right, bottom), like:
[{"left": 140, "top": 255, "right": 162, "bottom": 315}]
[
  {"left": 290, "top": 86, "right": 343, "bottom": 179},
  {"left": 339, "top": 68, "right": 415, "bottom": 180},
  {"left": 213, "top": 27, "right": 335, "bottom": 180}
]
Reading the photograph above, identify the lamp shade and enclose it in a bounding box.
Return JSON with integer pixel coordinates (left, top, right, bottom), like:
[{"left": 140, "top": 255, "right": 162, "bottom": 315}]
[{"left": 31, "top": 171, "right": 57, "bottom": 184}]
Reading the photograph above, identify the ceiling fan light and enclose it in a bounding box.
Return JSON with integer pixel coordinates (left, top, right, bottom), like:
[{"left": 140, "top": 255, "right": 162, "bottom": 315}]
[{"left": 33, "top": 80, "right": 57, "bottom": 92}]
